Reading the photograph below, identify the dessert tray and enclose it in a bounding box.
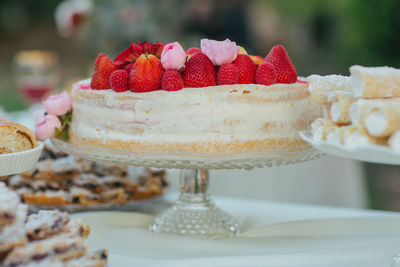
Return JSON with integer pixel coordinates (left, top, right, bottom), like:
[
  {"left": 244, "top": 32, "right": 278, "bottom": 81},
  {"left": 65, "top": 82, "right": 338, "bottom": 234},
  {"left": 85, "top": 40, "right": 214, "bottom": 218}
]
[
  {"left": 51, "top": 138, "right": 322, "bottom": 237},
  {"left": 0, "top": 142, "right": 44, "bottom": 176},
  {"left": 300, "top": 131, "right": 400, "bottom": 165}
]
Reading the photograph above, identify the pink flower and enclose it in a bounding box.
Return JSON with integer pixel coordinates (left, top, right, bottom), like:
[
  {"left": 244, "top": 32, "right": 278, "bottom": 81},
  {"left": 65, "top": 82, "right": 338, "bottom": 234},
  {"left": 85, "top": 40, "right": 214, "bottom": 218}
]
[
  {"left": 161, "top": 42, "right": 186, "bottom": 70},
  {"left": 200, "top": 38, "right": 239, "bottom": 66},
  {"left": 33, "top": 109, "right": 46, "bottom": 124},
  {"left": 35, "top": 114, "right": 62, "bottom": 140},
  {"left": 43, "top": 91, "right": 72, "bottom": 116}
]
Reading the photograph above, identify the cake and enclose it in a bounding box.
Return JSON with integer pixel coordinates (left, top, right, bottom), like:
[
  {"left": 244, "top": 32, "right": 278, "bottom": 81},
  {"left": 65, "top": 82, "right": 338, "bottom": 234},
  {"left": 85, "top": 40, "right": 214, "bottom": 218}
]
[
  {"left": 70, "top": 81, "right": 319, "bottom": 154},
  {"left": 35, "top": 39, "right": 321, "bottom": 154}
]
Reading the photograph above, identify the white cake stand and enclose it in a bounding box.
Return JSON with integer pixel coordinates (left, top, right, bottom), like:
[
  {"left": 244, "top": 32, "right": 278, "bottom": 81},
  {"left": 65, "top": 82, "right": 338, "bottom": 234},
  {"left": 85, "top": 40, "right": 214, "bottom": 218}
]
[
  {"left": 299, "top": 131, "right": 400, "bottom": 265},
  {"left": 51, "top": 138, "right": 322, "bottom": 237}
]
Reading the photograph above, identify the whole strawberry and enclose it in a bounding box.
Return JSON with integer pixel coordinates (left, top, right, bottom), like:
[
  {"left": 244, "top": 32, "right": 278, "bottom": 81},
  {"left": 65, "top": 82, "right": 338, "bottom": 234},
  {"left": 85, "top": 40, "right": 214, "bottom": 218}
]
[
  {"left": 162, "top": 70, "right": 184, "bottom": 91},
  {"left": 129, "top": 54, "right": 163, "bottom": 92},
  {"left": 183, "top": 52, "right": 216, "bottom": 88},
  {"left": 217, "top": 63, "right": 238, "bottom": 85},
  {"left": 255, "top": 62, "right": 276, "bottom": 86},
  {"left": 91, "top": 53, "right": 116, "bottom": 89},
  {"left": 233, "top": 54, "right": 257, "bottom": 84},
  {"left": 110, "top": 70, "right": 129, "bottom": 92},
  {"left": 264, "top": 45, "right": 297, "bottom": 84},
  {"left": 186, "top": 47, "right": 201, "bottom": 55}
]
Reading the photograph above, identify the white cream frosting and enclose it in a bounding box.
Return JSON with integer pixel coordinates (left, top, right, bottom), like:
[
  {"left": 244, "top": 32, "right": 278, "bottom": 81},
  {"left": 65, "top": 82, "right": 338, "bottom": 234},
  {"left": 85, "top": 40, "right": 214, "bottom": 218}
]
[
  {"left": 365, "top": 110, "right": 387, "bottom": 136},
  {"left": 70, "top": 80, "right": 321, "bottom": 144}
]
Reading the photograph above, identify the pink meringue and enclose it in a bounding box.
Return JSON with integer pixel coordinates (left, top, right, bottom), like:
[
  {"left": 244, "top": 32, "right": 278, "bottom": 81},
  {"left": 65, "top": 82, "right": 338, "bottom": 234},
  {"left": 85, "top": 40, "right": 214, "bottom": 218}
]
[
  {"left": 35, "top": 114, "right": 62, "bottom": 140},
  {"left": 200, "top": 38, "right": 239, "bottom": 66},
  {"left": 42, "top": 91, "right": 72, "bottom": 116},
  {"left": 161, "top": 42, "right": 187, "bottom": 70}
]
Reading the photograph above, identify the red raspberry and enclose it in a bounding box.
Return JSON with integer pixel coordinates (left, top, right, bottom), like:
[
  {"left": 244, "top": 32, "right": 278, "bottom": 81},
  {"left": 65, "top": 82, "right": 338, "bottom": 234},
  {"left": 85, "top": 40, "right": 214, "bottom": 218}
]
[
  {"left": 255, "top": 62, "right": 276, "bottom": 86},
  {"left": 110, "top": 70, "right": 129, "bottom": 92},
  {"left": 233, "top": 54, "right": 257, "bottom": 84},
  {"left": 217, "top": 64, "right": 238, "bottom": 85},
  {"left": 161, "top": 70, "right": 184, "bottom": 91}
]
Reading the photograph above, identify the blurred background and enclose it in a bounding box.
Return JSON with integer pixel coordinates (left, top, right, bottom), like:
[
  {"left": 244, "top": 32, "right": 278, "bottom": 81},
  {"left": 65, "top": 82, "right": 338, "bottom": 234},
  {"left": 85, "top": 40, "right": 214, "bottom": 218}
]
[{"left": 0, "top": 0, "right": 399, "bottom": 210}]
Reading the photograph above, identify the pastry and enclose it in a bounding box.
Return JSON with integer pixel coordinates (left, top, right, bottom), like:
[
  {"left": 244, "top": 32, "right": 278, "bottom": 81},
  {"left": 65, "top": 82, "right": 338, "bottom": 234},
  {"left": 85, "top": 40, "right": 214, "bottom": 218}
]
[
  {"left": 0, "top": 118, "right": 38, "bottom": 154},
  {"left": 0, "top": 183, "right": 20, "bottom": 228},
  {"left": 25, "top": 210, "right": 70, "bottom": 241},
  {"left": 364, "top": 104, "right": 400, "bottom": 138},
  {"left": 3, "top": 234, "right": 86, "bottom": 266},
  {"left": 0, "top": 185, "right": 106, "bottom": 266},
  {"left": 8, "top": 145, "right": 167, "bottom": 207},
  {"left": 307, "top": 74, "right": 352, "bottom": 105},
  {"left": 350, "top": 65, "right": 400, "bottom": 98}
]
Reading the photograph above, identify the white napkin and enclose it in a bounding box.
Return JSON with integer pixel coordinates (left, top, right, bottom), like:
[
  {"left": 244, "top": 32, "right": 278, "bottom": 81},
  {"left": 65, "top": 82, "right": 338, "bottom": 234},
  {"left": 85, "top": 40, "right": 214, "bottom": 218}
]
[{"left": 74, "top": 211, "right": 400, "bottom": 267}]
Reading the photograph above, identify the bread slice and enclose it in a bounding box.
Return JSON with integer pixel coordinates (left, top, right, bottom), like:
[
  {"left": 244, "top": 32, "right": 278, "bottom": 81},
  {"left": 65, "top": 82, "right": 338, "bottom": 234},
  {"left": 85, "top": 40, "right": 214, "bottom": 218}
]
[
  {"left": 0, "top": 119, "right": 38, "bottom": 154},
  {"left": 351, "top": 65, "right": 400, "bottom": 98}
]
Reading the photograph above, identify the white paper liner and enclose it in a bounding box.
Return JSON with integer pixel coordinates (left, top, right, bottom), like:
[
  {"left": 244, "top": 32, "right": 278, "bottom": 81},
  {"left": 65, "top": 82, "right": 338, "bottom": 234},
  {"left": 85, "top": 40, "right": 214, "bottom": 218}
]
[{"left": 0, "top": 142, "right": 44, "bottom": 176}]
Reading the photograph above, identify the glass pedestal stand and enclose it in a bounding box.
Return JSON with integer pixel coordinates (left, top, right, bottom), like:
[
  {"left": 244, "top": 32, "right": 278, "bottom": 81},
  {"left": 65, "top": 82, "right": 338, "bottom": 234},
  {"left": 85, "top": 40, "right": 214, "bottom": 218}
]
[
  {"left": 51, "top": 138, "right": 322, "bottom": 237},
  {"left": 150, "top": 169, "right": 239, "bottom": 236}
]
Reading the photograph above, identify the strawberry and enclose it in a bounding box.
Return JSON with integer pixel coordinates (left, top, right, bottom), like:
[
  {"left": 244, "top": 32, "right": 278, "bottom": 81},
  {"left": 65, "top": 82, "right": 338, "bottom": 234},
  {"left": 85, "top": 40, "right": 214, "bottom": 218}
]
[
  {"left": 217, "top": 63, "right": 238, "bottom": 85},
  {"left": 255, "top": 61, "right": 276, "bottom": 86},
  {"left": 264, "top": 45, "right": 297, "bottom": 84},
  {"left": 129, "top": 54, "right": 163, "bottom": 92},
  {"left": 183, "top": 52, "right": 216, "bottom": 88},
  {"left": 91, "top": 53, "right": 116, "bottom": 89},
  {"left": 186, "top": 47, "right": 201, "bottom": 55},
  {"left": 110, "top": 70, "right": 129, "bottom": 92},
  {"left": 113, "top": 41, "right": 165, "bottom": 69},
  {"left": 233, "top": 54, "right": 257, "bottom": 84},
  {"left": 123, "top": 63, "right": 134, "bottom": 73},
  {"left": 161, "top": 70, "right": 184, "bottom": 91}
]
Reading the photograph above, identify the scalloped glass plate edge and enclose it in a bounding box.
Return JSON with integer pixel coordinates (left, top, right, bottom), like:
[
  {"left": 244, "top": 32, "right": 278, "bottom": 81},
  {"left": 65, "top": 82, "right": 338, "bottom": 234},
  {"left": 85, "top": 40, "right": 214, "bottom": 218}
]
[
  {"left": 300, "top": 131, "right": 400, "bottom": 165},
  {"left": 51, "top": 138, "right": 323, "bottom": 170}
]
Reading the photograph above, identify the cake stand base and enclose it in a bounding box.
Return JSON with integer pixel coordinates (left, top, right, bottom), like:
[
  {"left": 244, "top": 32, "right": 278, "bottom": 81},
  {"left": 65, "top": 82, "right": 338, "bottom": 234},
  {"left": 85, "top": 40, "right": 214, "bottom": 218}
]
[{"left": 149, "top": 169, "right": 239, "bottom": 237}]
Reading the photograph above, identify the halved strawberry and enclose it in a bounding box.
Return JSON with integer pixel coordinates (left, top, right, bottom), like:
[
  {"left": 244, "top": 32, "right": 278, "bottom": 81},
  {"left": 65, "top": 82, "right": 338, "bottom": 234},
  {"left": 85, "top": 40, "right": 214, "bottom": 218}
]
[
  {"left": 91, "top": 53, "right": 116, "bottom": 89},
  {"left": 129, "top": 54, "right": 163, "bottom": 92},
  {"left": 264, "top": 45, "right": 297, "bottom": 84},
  {"left": 183, "top": 52, "right": 216, "bottom": 88}
]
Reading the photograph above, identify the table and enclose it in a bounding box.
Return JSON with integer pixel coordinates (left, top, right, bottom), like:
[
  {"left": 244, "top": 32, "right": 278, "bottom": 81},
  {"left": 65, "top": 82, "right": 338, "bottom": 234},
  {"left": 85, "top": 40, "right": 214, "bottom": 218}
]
[{"left": 72, "top": 192, "right": 400, "bottom": 267}]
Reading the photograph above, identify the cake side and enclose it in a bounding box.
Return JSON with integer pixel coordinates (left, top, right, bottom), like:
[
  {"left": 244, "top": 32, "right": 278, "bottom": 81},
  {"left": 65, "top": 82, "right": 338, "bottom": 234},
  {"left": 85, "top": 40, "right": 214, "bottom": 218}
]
[{"left": 69, "top": 82, "right": 321, "bottom": 154}]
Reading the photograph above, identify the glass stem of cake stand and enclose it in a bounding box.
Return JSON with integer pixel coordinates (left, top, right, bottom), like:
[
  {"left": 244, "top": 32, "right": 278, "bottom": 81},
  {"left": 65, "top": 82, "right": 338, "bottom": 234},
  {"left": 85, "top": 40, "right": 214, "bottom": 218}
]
[{"left": 150, "top": 169, "right": 240, "bottom": 236}]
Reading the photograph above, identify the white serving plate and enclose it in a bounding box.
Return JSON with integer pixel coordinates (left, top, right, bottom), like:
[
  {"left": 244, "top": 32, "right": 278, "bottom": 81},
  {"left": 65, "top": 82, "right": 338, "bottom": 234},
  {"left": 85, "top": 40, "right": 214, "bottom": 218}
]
[
  {"left": 0, "top": 142, "right": 44, "bottom": 176},
  {"left": 300, "top": 131, "right": 400, "bottom": 165}
]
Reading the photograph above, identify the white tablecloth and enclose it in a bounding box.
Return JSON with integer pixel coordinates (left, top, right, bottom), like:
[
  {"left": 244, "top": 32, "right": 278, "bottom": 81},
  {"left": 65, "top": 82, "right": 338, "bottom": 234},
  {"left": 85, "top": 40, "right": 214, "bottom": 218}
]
[{"left": 72, "top": 192, "right": 400, "bottom": 267}]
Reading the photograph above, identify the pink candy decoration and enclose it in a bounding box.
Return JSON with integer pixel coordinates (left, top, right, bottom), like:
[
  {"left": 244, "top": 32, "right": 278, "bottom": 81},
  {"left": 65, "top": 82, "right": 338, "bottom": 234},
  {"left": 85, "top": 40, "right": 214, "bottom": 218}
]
[
  {"left": 200, "top": 38, "right": 239, "bottom": 66},
  {"left": 35, "top": 114, "right": 62, "bottom": 140},
  {"left": 42, "top": 91, "right": 72, "bottom": 116},
  {"left": 161, "top": 42, "right": 187, "bottom": 70}
]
